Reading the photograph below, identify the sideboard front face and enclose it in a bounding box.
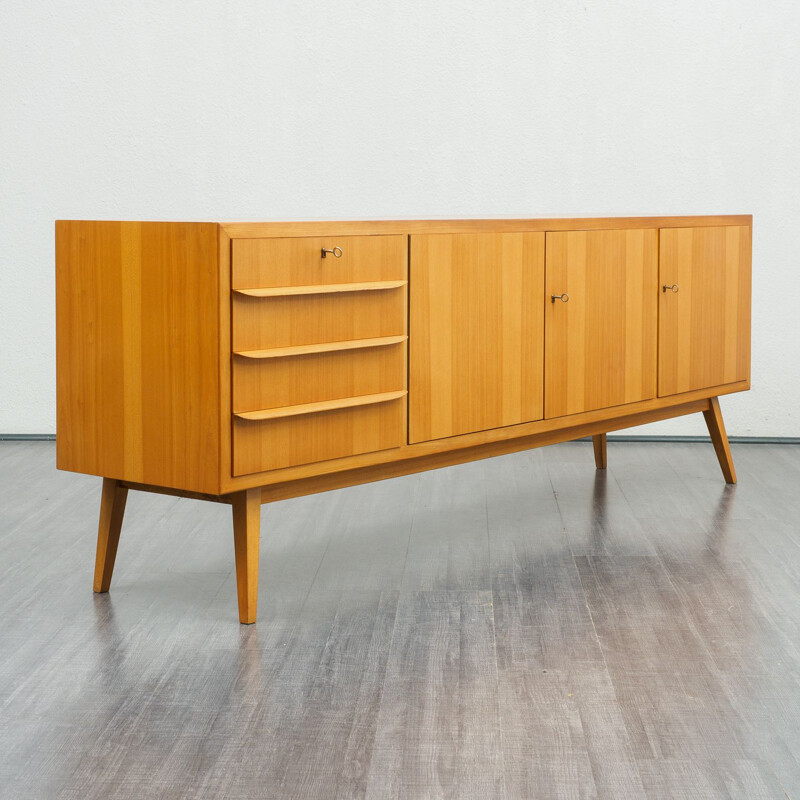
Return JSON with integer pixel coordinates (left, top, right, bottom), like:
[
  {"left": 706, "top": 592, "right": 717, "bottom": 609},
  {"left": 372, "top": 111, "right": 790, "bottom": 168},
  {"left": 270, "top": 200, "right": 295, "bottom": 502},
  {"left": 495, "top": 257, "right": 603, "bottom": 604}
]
[{"left": 227, "top": 221, "right": 751, "bottom": 482}]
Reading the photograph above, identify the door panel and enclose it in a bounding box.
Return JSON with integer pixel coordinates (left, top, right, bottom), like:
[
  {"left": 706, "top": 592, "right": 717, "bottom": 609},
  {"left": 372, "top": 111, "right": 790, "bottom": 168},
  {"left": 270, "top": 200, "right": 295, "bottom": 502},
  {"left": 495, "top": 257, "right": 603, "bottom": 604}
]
[
  {"left": 658, "top": 226, "right": 751, "bottom": 396},
  {"left": 409, "top": 232, "right": 545, "bottom": 443},
  {"left": 545, "top": 229, "right": 657, "bottom": 418}
]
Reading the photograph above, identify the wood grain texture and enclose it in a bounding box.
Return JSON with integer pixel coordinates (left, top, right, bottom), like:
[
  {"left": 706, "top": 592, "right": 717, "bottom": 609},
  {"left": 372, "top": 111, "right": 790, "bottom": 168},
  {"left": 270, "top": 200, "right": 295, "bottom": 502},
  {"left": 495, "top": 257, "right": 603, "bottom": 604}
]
[
  {"left": 365, "top": 591, "right": 504, "bottom": 797},
  {"left": 221, "top": 215, "right": 752, "bottom": 239},
  {"left": 409, "top": 232, "right": 545, "bottom": 443},
  {"left": 218, "top": 226, "right": 233, "bottom": 498},
  {"left": 92, "top": 477, "right": 128, "bottom": 593},
  {"left": 545, "top": 228, "right": 658, "bottom": 418},
  {"left": 231, "top": 487, "right": 260, "bottom": 623},
  {"left": 232, "top": 290, "right": 406, "bottom": 352},
  {"left": 233, "top": 398, "right": 405, "bottom": 475},
  {"left": 56, "top": 221, "right": 221, "bottom": 494},
  {"left": 232, "top": 234, "right": 406, "bottom": 289},
  {"left": 704, "top": 396, "right": 737, "bottom": 484},
  {"left": 659, "top": 225, "right": 752, "bottom": 396},
  {"left": 233, "top": 343, "right": 406, "bottom": 413}
]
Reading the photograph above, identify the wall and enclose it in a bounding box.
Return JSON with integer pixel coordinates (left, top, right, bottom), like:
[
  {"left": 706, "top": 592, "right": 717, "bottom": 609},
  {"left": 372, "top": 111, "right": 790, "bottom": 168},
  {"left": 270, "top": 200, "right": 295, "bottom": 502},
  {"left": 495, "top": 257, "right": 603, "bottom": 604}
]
[{"left": 2, "top": 1, "right": 798, "bottom": 436}]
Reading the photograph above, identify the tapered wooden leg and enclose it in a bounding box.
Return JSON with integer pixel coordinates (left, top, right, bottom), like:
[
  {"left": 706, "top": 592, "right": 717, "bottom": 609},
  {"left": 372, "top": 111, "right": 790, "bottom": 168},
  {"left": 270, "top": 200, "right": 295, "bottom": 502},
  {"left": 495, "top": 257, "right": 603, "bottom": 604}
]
[
  {"left": 592, "top": 434, "right": 607, "bottom": 470},
  {"left": 703, "top": 396, "right": 737, "bottom": 484},
  {"left": 232, "top": 488, "right": 261, "bottom": 624},
  {"left": 93, "top": 478, "right": 128, "bottom": 593}
]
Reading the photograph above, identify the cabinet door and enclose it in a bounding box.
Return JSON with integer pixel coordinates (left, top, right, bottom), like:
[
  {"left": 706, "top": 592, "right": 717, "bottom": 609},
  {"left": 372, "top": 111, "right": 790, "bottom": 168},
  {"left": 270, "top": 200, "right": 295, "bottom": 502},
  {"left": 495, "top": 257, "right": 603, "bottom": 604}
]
[
  {"left": 658, "top": 226, "right": 751, "bottom": 397},
  {"left": 545, "top": 229, "right": 657, "bottom": 418},
  {"left": 409, "top": 233, "right": 545, "bottom": 443}
]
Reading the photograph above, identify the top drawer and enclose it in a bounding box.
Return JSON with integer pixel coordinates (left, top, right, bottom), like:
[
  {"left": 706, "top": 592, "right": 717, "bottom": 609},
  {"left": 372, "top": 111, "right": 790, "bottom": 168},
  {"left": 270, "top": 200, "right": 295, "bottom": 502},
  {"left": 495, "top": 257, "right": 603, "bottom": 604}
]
[{"left": 232, "top": 235, "right": 407, "bottom": 289}]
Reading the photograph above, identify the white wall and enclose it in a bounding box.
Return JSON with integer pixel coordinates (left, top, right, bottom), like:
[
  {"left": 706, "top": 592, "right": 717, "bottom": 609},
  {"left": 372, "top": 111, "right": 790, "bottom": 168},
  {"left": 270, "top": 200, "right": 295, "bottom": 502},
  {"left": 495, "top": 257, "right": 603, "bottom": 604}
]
[{"left": 2, "top": 1, "right": 798, "bottom": 436}]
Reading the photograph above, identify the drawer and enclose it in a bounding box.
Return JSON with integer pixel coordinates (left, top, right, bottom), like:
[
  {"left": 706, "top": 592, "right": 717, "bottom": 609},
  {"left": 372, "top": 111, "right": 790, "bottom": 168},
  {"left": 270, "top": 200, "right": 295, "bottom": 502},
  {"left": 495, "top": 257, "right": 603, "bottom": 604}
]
[
  {"left": 232, "top": 394, "right": 405, "bottom": 474},
  {"left": 232, "top": 289, "right": 405, "bottom": 351},
  {"left": 232, "top": 235, "right": 406, "bottom": 289},
  {"left": 233, "top": 339, "right": 406, "bottom": 413}
]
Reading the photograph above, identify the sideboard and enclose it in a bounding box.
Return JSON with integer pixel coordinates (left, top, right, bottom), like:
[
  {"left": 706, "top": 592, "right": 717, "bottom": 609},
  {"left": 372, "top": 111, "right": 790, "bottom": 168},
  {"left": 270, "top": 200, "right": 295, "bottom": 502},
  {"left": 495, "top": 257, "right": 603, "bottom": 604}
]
[{"left": 56, "top": 216, "right": 752, "bottom": 622}]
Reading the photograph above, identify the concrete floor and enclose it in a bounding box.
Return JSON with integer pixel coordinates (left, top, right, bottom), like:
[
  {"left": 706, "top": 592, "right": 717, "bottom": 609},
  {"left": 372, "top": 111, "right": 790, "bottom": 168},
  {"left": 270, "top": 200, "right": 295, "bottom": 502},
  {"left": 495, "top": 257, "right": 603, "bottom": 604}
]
[{"left": 1, "top": 440, "right": 799, "bottom": 799}]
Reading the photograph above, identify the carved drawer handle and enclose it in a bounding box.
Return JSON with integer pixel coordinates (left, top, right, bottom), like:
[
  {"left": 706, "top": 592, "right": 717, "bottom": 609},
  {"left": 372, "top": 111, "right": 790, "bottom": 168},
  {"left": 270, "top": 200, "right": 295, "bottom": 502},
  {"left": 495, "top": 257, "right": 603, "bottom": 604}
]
[{"left": 321, "top": 246, "right": 343, "bottom": 259}]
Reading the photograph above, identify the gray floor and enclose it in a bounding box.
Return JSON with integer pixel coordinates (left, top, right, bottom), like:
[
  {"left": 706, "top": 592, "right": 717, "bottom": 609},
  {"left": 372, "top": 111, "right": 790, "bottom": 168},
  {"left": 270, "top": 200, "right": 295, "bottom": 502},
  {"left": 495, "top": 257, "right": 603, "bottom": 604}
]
[{"left": 1, "top": 442, "right": 800, "bottom": 799}]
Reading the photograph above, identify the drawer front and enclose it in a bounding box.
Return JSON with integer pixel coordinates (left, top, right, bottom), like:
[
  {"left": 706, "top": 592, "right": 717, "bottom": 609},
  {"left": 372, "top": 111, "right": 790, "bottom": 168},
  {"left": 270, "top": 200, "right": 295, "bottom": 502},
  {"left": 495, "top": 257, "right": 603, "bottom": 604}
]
[
  {"left": 233, "top": 341, "right": 406, "bottom": 413},
  {"left": 232, "top": 398, "right": 405, "bottom": 474},
  {"left": 230, "top": 234, "right": 408, "bottom": 475},
  {"left": 232, "top": 290, "right": 405, "bottom": 352},
  {"left": 232, "top": 235, "right": 406, "bottom": 289}
]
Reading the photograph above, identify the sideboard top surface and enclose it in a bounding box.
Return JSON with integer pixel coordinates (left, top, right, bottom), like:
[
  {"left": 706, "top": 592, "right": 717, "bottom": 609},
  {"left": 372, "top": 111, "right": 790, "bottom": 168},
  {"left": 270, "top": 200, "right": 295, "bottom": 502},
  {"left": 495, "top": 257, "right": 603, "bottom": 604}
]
[{"left": 220, "top": 214, "right": 752, "bottom": 238}]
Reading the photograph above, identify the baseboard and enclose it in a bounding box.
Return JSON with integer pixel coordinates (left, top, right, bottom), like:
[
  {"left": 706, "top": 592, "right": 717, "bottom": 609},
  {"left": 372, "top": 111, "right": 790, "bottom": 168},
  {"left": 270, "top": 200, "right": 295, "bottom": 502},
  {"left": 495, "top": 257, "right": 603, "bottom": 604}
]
[
  {"left": 0, "top": 434, "right": 56, "bottom": 441},
  {"left": 585, "top": 435, "right": 800, "bottom": 444}
]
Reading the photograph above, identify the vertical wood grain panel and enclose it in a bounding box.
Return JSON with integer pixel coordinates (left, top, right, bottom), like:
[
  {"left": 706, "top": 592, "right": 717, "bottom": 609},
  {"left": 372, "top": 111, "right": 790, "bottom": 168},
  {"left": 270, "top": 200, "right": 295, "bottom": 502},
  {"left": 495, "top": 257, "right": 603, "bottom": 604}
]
[
  {"left": 658, "top": 226, "right": 752, "bottom": 396},
  {"left": 56, "top": 221, "right": 221, "bottom": 493},
  {"left": 219, "top": 226, "right": 233, "bottom": 488},
  {"left": 409, "top": 233, "right": 545, "bottom": 444},
  {"left": 57, "top": 222, "right": 125, "bottom": 479},
  {"left": 544, "top": 229, "right": 657, "bottom": 418},
  {"left": 120, "top": 225, "right": 144, "bottom": 478}
]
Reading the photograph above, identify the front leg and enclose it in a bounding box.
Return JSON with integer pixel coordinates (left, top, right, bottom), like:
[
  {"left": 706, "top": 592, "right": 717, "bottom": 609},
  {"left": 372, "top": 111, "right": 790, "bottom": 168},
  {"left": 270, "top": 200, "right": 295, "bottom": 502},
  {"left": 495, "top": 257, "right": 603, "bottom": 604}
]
[
  {"left": 231, "top": 488, "right": 261, "bottom": 624},
  {"left": 592, "top": 434, "right": 607, "bottom": 470},
  {"left": 94, "top": 478, "right": 128, "bottom": 592}
]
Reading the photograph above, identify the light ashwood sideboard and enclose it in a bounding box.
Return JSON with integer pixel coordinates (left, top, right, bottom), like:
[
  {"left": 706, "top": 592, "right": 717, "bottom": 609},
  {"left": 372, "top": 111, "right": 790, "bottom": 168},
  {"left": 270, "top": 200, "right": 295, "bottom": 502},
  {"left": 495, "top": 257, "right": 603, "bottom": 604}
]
[{"left": 56, "top": 216, "right": 752, "bottom": 622}]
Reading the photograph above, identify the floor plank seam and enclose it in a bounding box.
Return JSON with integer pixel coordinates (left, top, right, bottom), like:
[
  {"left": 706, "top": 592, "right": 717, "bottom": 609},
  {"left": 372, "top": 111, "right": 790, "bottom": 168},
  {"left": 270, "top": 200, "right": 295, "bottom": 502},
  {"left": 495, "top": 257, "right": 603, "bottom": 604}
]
[
  {"left": 293, "top": 494, "right": 336, "bottom": 614},
  {"left": 569, "top": 526, "right": 647, "bottom": 796},
  {"left": 484, "top": 482, "right": 510, "bottom": 800}
]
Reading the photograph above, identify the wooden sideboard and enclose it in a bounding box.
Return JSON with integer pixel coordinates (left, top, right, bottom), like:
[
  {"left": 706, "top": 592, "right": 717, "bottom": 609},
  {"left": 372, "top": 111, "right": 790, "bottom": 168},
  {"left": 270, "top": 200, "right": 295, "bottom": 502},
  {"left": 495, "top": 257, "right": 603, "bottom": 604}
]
[{"left": 56, "top": 216, "right": 752, "bottom": 623}]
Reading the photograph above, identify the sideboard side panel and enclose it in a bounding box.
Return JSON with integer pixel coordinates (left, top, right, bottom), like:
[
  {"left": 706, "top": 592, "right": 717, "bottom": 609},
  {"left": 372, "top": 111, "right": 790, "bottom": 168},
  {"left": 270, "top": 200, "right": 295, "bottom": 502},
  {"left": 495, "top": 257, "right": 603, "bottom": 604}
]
[{"left": 56, "top": 221, "right": 221, "bottom": 494}]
